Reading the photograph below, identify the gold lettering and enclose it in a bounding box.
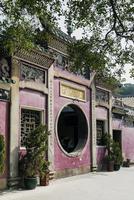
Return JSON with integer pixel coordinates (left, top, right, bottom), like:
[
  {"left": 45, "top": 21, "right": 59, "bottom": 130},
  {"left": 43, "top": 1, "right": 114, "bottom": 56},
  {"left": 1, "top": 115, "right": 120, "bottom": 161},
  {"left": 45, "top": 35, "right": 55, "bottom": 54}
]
[{"left": 61, "top": 84, "right": 86, "bottom": 101}]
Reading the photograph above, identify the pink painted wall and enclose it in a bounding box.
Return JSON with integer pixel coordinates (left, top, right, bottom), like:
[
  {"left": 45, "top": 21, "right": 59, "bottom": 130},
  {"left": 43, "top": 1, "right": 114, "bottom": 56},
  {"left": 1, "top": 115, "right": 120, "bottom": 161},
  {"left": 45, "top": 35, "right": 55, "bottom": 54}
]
[
  {"left": 112, "top": 119, "right": 134, "bottom": 162},
  {"left": 96, "top": 107, "right": 108, "bottom": 120},
  {"left": 54, "top": 79, "right": 90, "bottom": 171},
  {"left": 122, "top": 127, "right": 134, "bottom": 161},
  {"left": 0, "top": 101, "right": 9, "bottom": 178},
  {"left": 19, "top": 89, "right": 46, "bottom": 109},
  {"left": 19, "top": 89, "right": 46, "bottom": 147},
  {"left": 96, "top": 147, "right": 106, "bottom": 166},
  {"left": 112, "top": 119, "right": 123, "bottom": 130},
  {"left": 96, "top": 106, "right": 108, "bottom": 167}
]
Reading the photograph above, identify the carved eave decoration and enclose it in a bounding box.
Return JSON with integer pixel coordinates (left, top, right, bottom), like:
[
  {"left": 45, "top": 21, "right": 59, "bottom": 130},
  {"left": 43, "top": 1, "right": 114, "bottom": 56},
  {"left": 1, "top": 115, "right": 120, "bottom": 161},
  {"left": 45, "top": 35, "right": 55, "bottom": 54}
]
[
  {"left": 112, "top": 107, "right": 126, "bottom": 115},
  {"left": 14, "top": 49, "right": 54, "bottom": 69}
]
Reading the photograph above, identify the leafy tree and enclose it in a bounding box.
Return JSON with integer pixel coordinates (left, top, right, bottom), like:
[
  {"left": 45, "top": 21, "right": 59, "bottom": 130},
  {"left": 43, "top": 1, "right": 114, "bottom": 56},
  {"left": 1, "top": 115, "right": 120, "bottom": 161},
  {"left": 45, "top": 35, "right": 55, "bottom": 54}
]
[
  {"left": 0, "top": 0, "right": 62, "bottom": 53},
  {"left": 0, "top": 0, "right": 133, "bottom": 83},
  {"left": 68, "top": 39, "right": 120, "bottom": 90},
  {"left": 66, "top": 0, "right": 134, "bottom": 83}
]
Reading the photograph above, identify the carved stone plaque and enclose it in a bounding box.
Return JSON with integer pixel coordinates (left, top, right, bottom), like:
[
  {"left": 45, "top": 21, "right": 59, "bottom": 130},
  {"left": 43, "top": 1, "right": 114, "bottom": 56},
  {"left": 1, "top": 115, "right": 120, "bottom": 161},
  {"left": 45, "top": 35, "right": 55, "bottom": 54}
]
[
  {"left": 60, "top": 83, "right": 86, "bottom": 101},
  {"left": 21, "top": 64, "right": 45, "bottom": 83}
]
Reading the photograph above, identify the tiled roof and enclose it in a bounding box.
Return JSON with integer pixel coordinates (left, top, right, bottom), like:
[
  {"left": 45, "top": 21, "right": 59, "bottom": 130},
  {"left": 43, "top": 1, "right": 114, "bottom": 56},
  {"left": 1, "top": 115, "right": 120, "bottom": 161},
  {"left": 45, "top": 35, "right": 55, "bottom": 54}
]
[
  {"left": 52, "top": 28, "right": 75, "bottom": 43},
  {"left": 120, "top": 97, "right": 134, "bottom": 108}
]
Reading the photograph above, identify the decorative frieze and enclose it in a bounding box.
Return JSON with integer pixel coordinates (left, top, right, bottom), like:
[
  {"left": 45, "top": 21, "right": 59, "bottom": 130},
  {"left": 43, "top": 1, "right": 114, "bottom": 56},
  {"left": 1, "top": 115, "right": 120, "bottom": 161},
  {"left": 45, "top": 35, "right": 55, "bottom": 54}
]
[
  {"left": 96, "top": 88, "right": 109, "bottom": 104},
  {"left": 20, "top": 64, "right": 45, "bottom": 83},
  {"left": 14, "top": 49, "right": 54, "bottom": 69},
  {"left": 113, "top": 99, "right": 124, "bottom": 107},
  {"left": 0, "top": 58, "right": 10, "bottom": 79}
]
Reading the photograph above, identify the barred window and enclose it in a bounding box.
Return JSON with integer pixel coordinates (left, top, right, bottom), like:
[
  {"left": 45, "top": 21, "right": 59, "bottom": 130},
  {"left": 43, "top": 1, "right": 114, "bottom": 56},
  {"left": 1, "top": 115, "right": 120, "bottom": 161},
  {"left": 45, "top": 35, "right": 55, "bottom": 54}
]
[{"left": 21, "top": 109, "right": 41, "bottom": 146}]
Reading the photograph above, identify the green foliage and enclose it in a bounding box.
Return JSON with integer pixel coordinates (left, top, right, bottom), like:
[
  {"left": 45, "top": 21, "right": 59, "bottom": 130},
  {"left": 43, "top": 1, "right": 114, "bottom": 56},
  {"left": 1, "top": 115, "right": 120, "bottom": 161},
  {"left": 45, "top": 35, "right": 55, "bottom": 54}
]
[
  {"left": 67, "top": 0, "right": 134, "bottom": 82},
  {"left": 19, "top": 124, "right": 50, "bottom": 178},
  {"left": 68, "top": 40, "right": 120, "bottom": 90},
  {"left": 103, "top": 133, "right": 122, "bottom": 165},
  {"left": 118, "top": 83, "right": 134, "bottom": 96},
  {"left": 0, "top": 0, "right": 133, "bottom": 82},
  {"left": 112, "top": 141, "right": 123, "bottom": 165},
  {"left": 0, "top": 134, "right": 5, "bottom": 175},
  {"left": 0, "top": 0, "right": 62, "bottom": 54}
]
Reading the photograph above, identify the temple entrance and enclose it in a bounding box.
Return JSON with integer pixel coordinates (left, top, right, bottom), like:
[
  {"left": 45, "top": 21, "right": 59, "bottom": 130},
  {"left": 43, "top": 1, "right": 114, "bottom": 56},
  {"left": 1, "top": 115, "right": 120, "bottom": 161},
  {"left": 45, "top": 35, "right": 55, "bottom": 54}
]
[{"left": 57, "top": 104, "right": 88, "bottom": 154}]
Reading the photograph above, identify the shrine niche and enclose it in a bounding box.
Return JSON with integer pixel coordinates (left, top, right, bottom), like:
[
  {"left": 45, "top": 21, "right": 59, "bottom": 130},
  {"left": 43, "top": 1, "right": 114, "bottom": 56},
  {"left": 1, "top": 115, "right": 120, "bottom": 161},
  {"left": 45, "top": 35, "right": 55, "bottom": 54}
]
[
  {"left": 0, "top": 58, "right": 10, "bottom": 79},
  {"left": 0, "top": 89, "right": 10, "bottom": 101},
  {"left": 20, "top": 64, "right": 45, "bottom": 83}
]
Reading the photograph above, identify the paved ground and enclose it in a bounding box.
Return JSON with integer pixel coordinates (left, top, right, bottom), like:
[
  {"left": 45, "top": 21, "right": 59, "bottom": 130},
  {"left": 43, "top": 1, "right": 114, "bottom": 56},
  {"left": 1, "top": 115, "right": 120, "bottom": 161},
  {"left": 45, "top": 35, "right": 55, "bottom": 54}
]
[{"left": 1, "top": 167, "right": 134, "bottom": 200}]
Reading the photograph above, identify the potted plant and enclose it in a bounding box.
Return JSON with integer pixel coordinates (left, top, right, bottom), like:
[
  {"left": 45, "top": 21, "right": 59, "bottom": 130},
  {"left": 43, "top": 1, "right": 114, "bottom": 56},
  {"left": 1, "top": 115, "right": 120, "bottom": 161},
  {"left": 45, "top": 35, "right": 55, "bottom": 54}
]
[
  {"left": 112, "top": 141, "right": 123, "bottom": 171},
  {"left": 0, "top": 134, "right": 5, "bottom": 175},
  {"left": 19, "top": 124, "right": 50, "bottom": 190},
  {"left": 105, "top": 154, "right": 114, "bottom": 171},
  {"left": 40, "top": 161, "right": 50, "bottom": 186},
  {"left": 103, "top": 134, "right": 114, "bottom": 171},
  {"left": 123, "top": 158, "right": 130, "bottom": 167}
]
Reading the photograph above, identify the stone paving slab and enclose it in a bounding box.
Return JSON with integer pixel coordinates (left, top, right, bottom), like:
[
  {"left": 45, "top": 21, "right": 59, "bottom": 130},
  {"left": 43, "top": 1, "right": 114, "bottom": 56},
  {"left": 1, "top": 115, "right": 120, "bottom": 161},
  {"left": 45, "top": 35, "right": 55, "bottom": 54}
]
[{"left": 0, "top": 167, "right": 134, "bottom": 200}]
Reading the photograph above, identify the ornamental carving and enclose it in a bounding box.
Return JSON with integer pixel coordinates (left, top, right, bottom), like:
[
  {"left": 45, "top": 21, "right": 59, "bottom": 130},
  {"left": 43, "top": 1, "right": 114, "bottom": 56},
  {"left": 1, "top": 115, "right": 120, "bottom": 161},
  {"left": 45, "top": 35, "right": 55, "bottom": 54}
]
[
  {"left": 21, "top": 64, "right": 45, "bottom": 83},
  {"left": 0, "top": 89, "right": 10, "bottom": 101},
  {"left": 0, "top": 58, "right": 10, "bottom": 79},
  {"left": 96, "top": 88, "right": 109, "bottom": 104}
]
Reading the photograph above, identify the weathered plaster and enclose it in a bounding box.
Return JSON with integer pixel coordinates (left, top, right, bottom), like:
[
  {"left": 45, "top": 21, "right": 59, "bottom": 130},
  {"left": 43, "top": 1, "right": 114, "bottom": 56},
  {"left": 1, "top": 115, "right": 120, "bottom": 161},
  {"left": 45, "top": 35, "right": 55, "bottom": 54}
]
[
  {"left": 19, "top": 89, "right": 46, "bottom": 110},
  {"left": 95, "top": 107, "right": 108, "bottom": 120},
  {"left": 9, "top": 58, "right": 20, "bottom": 178}
]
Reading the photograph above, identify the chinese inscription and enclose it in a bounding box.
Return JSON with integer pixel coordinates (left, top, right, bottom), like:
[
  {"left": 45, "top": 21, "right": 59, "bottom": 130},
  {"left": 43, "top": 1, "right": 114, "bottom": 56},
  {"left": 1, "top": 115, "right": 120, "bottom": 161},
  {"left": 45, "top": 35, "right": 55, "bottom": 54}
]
[{"left": 60, "top": 83, "right": 86, "bottom": 101}]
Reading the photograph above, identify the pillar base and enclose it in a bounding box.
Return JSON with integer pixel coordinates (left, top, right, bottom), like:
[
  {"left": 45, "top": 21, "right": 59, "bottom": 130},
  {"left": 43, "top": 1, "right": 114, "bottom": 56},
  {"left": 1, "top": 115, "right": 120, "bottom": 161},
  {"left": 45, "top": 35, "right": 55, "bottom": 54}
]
[
  {"left": 7, "top": 177, "right": 21, "bottom": 189},
  {"left": 91, "top": 166, "right": 97, "bottom": 172}
]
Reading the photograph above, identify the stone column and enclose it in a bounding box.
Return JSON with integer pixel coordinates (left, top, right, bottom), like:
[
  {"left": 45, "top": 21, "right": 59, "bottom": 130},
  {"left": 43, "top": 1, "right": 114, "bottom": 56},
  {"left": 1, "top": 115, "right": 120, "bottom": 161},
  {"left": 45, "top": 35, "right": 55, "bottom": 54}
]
[
  {"left": 90, "top": 82, "right": 97, "bottom": 171},
  {"left": 108, "top": 92, "right": 113, "bottom": 137},
  {"left": 9, "top": 58, "right": 20, "bottom": 185},
  {"left": 48, "top": 65, "right": 54, "bottom": 172}
]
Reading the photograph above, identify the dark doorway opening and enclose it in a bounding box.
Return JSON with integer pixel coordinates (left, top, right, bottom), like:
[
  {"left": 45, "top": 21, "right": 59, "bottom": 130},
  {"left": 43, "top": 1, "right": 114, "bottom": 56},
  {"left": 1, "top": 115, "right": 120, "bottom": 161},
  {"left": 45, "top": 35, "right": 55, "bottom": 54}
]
[
  {"left": 57, "top": 104, "right": 88, "bottom": 154},
  {"left": 113, "top": 130, "right": 122, "bottom": 150}
]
